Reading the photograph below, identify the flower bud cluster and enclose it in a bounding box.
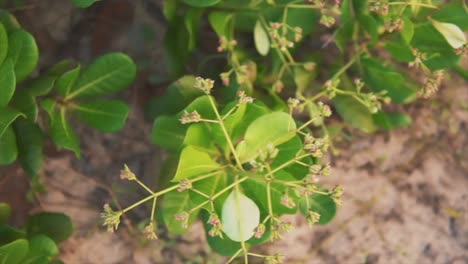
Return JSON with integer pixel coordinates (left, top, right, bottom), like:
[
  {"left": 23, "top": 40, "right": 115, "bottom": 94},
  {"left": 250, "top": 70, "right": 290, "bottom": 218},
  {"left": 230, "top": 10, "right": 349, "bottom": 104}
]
[
  {"left": 250, "top": 144, "right": 279, "bottom": 172},
  {"left": 306, "top": 210, "right": 321, "bottom": 226},
  {"left": 268, "top": 22, "right": 304, "bottom": 52},
  {"left": 120, "top": 164, "right": 136, "bottom": 181},
  {"left": 370, "top": 1, "right": 389, "bottom": 16},
  {"left": 143, "top": 222, "right": 158, "bottom": 240},
  {"left": 454, "top": 44, "right": 468, "bottom": 56},
  {"left": 304, "top": 134, "right": 330, "bottom": 158},
  {"left": 237, "top": 90, "right": 254, "bottom": 106},
  {"left": 307, "top": 163, "right": 331, "bottom": 183},
  {"left": 331, "top": 185, "right": 344, "bottom": 205},
  {"left": 101, "top": 204, "right": 122, "bottom": 233},
  {"left": 271, "top": 220, "right": 294, "bottom": 241},
  {"left": 288, "top": 98, "right": 303, "bottom": 112},
  {"left": 280, "top": 193, "right": 296, "bottom": 209},
  {"left": 174, "top": 211, "right": 190, "bottom": 229},
  {"left": 419, "top": 70, "right": 444, "bottom": 98},
  {"left": 194, "top": 77, "right": 215, "bottom": 94},
  {"left": 384, "top": 18, "right": 404, "bottom": 33},
  {"left": 177, "top": 179, "right": 192, "bottom": 192},
  {"left": 180, "top": 111, "right": 201, "bottom": 124},
  {"left": 217, "top": 36, "right": 237, "bottom": 52},
  {"left": 254, "top": 223, "right": 266, "bottom": 238},
  {"left": 324, "top": 79, "right": 340, "bottom": 98},
  {"left": 207, "top": 213, "right": 223, "bottom": 237},
  {"left": 265, "top": 253, "right": 285, "bottom": 264}
]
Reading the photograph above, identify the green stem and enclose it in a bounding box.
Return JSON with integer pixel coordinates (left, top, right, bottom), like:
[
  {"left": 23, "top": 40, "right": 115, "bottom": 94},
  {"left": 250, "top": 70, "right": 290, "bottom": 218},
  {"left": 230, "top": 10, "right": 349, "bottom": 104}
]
[
  {"left": 387, "top": 2, "right": 438, "bottom": 9},
  {"left": 135, "top": 179, "right": 154, "bottom": 195},
  {"left": 150, "top": 197, "right": 157, "bottom": 222},
  {"left": 208, "top": 96, "right": 243, "bottom": 170},
  {"left": 265, "top": 153, "right": 311, "bottom": 178}
]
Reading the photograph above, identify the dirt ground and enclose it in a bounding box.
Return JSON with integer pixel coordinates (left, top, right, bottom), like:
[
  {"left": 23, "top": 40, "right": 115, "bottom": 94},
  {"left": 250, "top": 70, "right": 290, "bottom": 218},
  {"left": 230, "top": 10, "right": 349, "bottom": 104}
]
[{"left": 1, "top": 1, "right": 467, "bottom": 264}]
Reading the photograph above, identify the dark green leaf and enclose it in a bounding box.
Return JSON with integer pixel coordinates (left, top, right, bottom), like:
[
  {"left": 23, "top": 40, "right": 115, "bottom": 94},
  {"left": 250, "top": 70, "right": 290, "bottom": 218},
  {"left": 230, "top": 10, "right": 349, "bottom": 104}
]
[
  {"left": 10, "top": 90, "right": 37, "bottom": 121},
  {"left": 0, "top": 107, "right": 23, "bottom": 137},
  {"left": 271, "top": 136, "right": 311, "bottom": 180},
  {"left": 164, "top": 16, "right": 190, "bottom": 78},
  {"left": 161, "top": 187, "right": 199, "bottom": 235},
  {"left": 172, "top": 146, "right": 221, "bottom": 182},
  {"left": 55, "top": 65, "right": 81, "bottom": 97},
  {"left": 373, "top": 112, "right": 412, "bottom": 130},
  {"left": 72, "top": 0, "right": 98, "bottom": 8},
  {"left": 0, "top": 59, "right": 16, "bottom": 107},
  {"left": 151, "top": 115, "right": 186, "bottom": 151},
  {"left": 185, "top": 8, "right": 203, "bottom": 51},
  {"left": 0, "top": 126, "right": 17, "bottom": 164},
  {"left": 49, "top": 107, "right": 80, "bottom": 157},
  {"left": 401, "top": 17, "right": 414, "bottom": 43},
  {"left": 431, "top": 2, "right": 468, "bottom": 30},
  {"left": 6, "top": 29, "right": 38, "bottom": 82},
  {"left": 385, "top": 39, "right": 414, "bottom": 62},
  {"left": 0, "top": 239, "right": 28, "bottom": 264},
  {"left": 0, "top": 226, "right": 26, "bottom": 246},
  {"left": 26, "top": 212, "right": 73, "bottom": 243},
  {"left": 183, "top": 0, "right": 221, "bottom": 7},
  {"left": 333, "top": 95, "right": 377, "bottom": 133},
  {"left": 27, "top": 61, "right": 75, "bottom": 97},
  {"left": 13, "top": 119, "right": 43, "bottom": 177},
  {"left": 25, "top": 235, "right": 58, "bottom": 259},
  {"left": 0, "top": 23, "right": 7, "bottom": 65},
  {"left": 64, "top": 53, "right": 136, "bottom": 99},
  {"left": 201, "top": 210, "right": 242, "bottom": 256},
  {"left": 208, "top": 12, "right": 233, "bottom": 38},
  {"left": 300, "top": 193, "right": 336, "bottom": 225},
  {"left": 71, "top": 100, "right": 129, "bottom": 132},
  {"left": 183, "top": 123, "right": 217, "bottom": 154},
  {"left": 0, "top": 203, "right": 11, "bottom": 225}
]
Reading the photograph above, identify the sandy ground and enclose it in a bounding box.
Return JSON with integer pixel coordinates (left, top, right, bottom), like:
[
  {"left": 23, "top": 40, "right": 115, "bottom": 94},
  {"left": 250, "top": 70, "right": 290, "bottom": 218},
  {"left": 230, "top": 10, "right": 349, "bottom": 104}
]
[{"left": 0, "top": 0, "right": 467, "bottom": 263}]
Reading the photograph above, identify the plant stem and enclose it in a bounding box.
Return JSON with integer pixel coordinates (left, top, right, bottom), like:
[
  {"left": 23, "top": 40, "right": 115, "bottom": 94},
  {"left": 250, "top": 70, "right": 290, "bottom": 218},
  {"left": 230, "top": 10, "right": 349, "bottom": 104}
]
[
  {"left": 208, "top": 96, "right": 244, "bottom": 170},
  {"left": 265, "top": 153, "right": 311, "bottom": 178},
  {"left": 388, "top": 2, "right": 438, "bottom": 9},
  {"left": 135, "top": 179, "right": 154, "bottom": 195}
]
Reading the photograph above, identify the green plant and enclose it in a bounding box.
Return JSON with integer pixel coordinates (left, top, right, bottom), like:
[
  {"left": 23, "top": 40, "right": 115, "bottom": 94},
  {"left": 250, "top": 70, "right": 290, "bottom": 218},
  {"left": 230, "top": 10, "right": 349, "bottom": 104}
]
[
  {"left": 0, "top": 202, "right": 73, "bottom": 264},
  {"left": 0, "top": 10, "right": 136, "bottom": 187}
]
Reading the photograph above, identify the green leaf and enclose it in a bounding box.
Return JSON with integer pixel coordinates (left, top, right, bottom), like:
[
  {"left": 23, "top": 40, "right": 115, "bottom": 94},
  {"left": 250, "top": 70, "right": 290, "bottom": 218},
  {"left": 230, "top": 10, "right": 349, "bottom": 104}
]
[
  {"left": 0, "top": 107, "right": 23, "bottom": 137},
  {"left": 0, "top": 239, "right": 28, "bottom": 264},
  {"left": 191, "top": 173, "right": 227, "bottom": 212},
  {"left": 27, "top": 60, "right": 74, "bottom": 97},
  {"left": 401, "top": 17, "right": 414, "bottom": 44},
  {"left": 0, "top": 226, "right": 26, "bottom": 246},
  {"left": 431, "top": 2, "right": 468, "bottom": 30},
  {"left": 71, "top": 100, "right": 129, "bottom": 132},
  {"left": 372, "top": 112, "right": 412, "bottom": 130},
  {"left": 26, "top": 235, "right": 58, "bottom": 258},
  {"left": 183, "top": 123, "right": 216, "bottom": 154},
  {"left": 151, "top": 115, "right": 186, "bottom": 151},
  {"left": 0, "top": 126, "right": 17, "bottom": 164},
  {"left": 184, "top": 8, "right": 203, "bottom": 52},
  {"left": 359, "top": 15, "right": 378, "bottom": 46},
  {"left": 222, "top": 189, "right": 260, "bottom": 242},
  {"left": 0, "top": 203, "right": 11, "bottom": 225},
  {"left": 361, "top": 57, "right": 417, "bottom": 104},
  {"left": 333, "top": 95, "right": 377, "bottom": 133},
  {"left": 385, "top": 38, "right": 414, "bottom": 62},
  {"left": 254, "top": 20, "right": 270, "bottom": 56},
  {"left": 65, "top": 53, "right": 136, "bottom": 99},
  {"left": 183, "top": 0, "right": 221, "bottom": 7},
  {"left": 26, "top": 212, "right": 73, "bottom": 243},
  {"left": 172, "top": 146, "right": 221, "bottom": 182},
  {"left": 429, "top": 18, "right": 466, "bottom": 49},
  {"left": 55, "top": 65, "right": 80, "bottom": 97},
  {"left": 7, "top": 29, "right": 39, "bottom": 82},
  {"left": 161, "top": 187, "right": 199, "bottom": 235},
  {"left": 236, "top": 112, "right": 296, "bottom": 163},
  {"left": 10, "top": 90, "right": 37, "bottom": 121},
  {"left": 208, "top": 12, "right": 233, "bottom": 38},
  {"left": 72, "top": 0, "right": 98, "bottom": 8},
  {"left": 164, "top": 16, "right": 190, "bottom": 78},
  {"left": 0, "top": 11, "right": 21, "bottom": 32},
  {"left": 0, "top": 23, "right": 7, "bottom": 65},
  {"left": 163, "top": 0, "right": 178, "bottom": 22},
  {"left": 0, "top": 59, "right": 16, "bottom": 107},
  {"left": 271, "top": 136, "right": 310, "bottom": 180},
  {"left": 145, "top": 75, "right": 203, "bottom": 119},
  {"left": 201, "top": 211, "right": 242, "bottom": 256},
  {"left": 48, "top": 108, "right": 80, "bottom": 157},
  {"left": 300, "top": 193, "right": 336, "bottom": 225},
  {"left": 13, "top": 119, "right": 43, "bottom": 177}
]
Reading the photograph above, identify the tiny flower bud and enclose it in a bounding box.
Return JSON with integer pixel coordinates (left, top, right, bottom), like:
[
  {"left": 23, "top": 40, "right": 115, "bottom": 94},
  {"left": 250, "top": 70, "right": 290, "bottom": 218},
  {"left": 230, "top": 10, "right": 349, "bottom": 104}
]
[
  {"left": 266, "top": 253, "right": 285, "bottom": 264},
  {"left": 306, "top": 210, "right": 321, "bottom": 226},
  {"left": 177, "top": 179, "right": 192, "bottom": 192},
  {"left": 143, "top": 222, "right": 158, "bottom": 240},
  {"left": 280, "top": 194, "right": 296, "bottom": 209},
  {"left": 101, "top": 204, "right": 122, "bottom": 233},
  {"left": 303, "top": 62, "right": 316, "bottom": 72},
  {"left": 254, "top": 223, "right": 266, "bottom": 238},
  {"left": 174, "top": 211, "right": 190, "bottom": 229},
  {"left": 120, "top": 164, "right": 136, "bottom": 181},
  {"left": 194, "top": 77, "right": 215, "bottom": 94},
  {"left": 180, "top": 111, "right": 201, "bottom": 124}
]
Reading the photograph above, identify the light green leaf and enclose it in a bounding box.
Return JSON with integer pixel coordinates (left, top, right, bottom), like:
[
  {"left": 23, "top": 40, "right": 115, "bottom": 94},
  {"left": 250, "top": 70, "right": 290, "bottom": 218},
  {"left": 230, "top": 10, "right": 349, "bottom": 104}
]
[
  {"left": 26, "top": 235, "right": 58, "bottom": 258},
  {"left": 300, "top": 193, "right": 336, "bottom": 225},
  {"left": 236, "top": 112, "right": 296, "bottom": 163},
  {"left": 0, "top": 59, "right": 16, "bottom": 107},
  {"left": 221, "top": 189, "right": 260, "bottom": 242},
  {"left": 7, "top": 29, "right": 39, "bottom": 82},
  {"left": 271, "top": 136, "right": 310, "bottom": 180},
  {"left": 71, "top": 100, "right": 129, "bottom": 132},
  {"left": 208, "top": 12, "right": 233, "bottom": 38},
  {"left": 0, "top": 23, "right": 7, "bottom": 65},
  {"left": 183, "top": 123, "right": 216, "bottom": 154},
  {"left": 172, "top": 146, "right": 221, "bottom": 182},
  {"left": 333, "top": 95, "right": 377, "bottom": 133},
  {"left": 0, "top": 203, "right": 11, "bottom": 225},
  {"left": 0, "top": 107, "right": 23, "bottom": 137},
  {"left": 254, "top": 20, "right": 270, "bottom": 56},
  {"left": 183, "top": 0, "right": 221, "bottom": 7},
  {"left": 0, "top": 126, "right": 17, "bottom": 165},
  {"left": 430, "top": 18, "right": 466, "bottom": 49},
  {"left": 0, "top": 239, "right": 28, "bottom": 264},
  {"left": 401, "top": 17, "right": 414, "bottom": 44},
  {"left": 49, "top": 108, "right": 80, "bottom": 157},
  {"left": 72, "top": 0, "right": 99, "bottom": 8},
  {"left": 373, "top": 112, "right": 412, "bottom": 130},
  {"left": 13, "top": 119, "right": 43, "bottom": 177},
  {"left": 65, "top": 53, "right": 136, "bottom": 100},
  {"left": 55, "top": 65, "right": 81, "bottom": 97},
  {"left": 161, "top": 188, "right": 199, "bottom": 235},
  {"left": 26, "top": 212, "right": 73, "bottom": 243}
]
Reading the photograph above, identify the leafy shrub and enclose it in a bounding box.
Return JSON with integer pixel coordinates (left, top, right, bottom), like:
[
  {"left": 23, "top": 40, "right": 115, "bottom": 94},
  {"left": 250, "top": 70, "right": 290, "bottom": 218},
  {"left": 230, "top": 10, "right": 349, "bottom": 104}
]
[{"left": 0, "top": 202, "right": 73, "bottom": 264}]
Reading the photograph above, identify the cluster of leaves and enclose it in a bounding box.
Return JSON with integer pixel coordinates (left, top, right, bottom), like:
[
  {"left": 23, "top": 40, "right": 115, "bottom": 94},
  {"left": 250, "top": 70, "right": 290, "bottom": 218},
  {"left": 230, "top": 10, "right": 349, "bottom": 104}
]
[
  {"left": 0, "top": 10, "right": 136, "bottom": 186},
  {"left": 0, "top": 202, "right": 73, "bottom": 264},
  {"left": 104, "top": 77, "right": 341, "bottom": 262}
]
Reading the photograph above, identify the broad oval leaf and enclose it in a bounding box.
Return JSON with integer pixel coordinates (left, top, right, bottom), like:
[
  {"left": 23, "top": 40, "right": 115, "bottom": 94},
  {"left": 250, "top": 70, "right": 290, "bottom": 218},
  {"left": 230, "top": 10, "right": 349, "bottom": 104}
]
[
  {"left": 0, "top": 11, "right": 21, "bottom": 32},
  {"left": 0, "top": 239, "right": 28, "bottom": 264},
  {"left": 0, "top": 59, "right": 16, "bottom": 107},
  {"left": 221, "top": 189, "right": 260, "bottom": 242},
  {"left": 172, "top": 146, "right": 221, "bottom": 182},
  {"left": 372, "top": 112, "right": 412, "bottom": 130},
  {"left": 161, "top": 188, "right": 199, "bottom": 235},
  {"left": 7, "top": 29, "right": 38, "bottom": 82},
  {"left": 13, "top": 119, "right": 43, "bottom": 177},
  {"left": 254, "top": 20, "right": 270, "bottom": 56},
  {"left": 300, "top": 193, "right": 336, "bottom": 225},
  {"left": 401, "top": 17, "right": 414, "bottom": 44},
  {"left": 208, "top": 12, "right": 233, "bottom": 38},
  {"left": 10, "top": 89, "right": 37, "bottom": 121},
  {"left": 0, "top": 126, "right": 17, "bottom": 165},
  {"left": 0, "top": 23, "right": 7, "bottom": 65},
  {"left": 49, "top": 108, "right": 80, "bottom": 157},
  {"left": 26, "top": 235, "right": 59, "bottom": 258},
  {"left": 71, "top": 100, "right": 129, "bottom": 132},
  {"left": 26, "top": 212, "right": 73, "bottom": 243},
  {"left": 333, "top": 95, "right": 377, "bottom": 133},
  {"left": 65, "top": 53, "right": 136, "bottom": 100},
  {"left": 55, "top": 65, "right": 81, "bottom": 97},
  {"left": 0, "top": 107, "right": 23, "bottom": 137},
  {"left": 236, "top": 112, "right": 296, "bottom": 163},
  {"left": 151, "top": 115, "right": 186, "bottom": 151},
  {"left": 183, "top": 0, "right": 221, "bottom": 7},
  {"left": 430, "top": 18, "right": 466, "bottom": 49}
]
